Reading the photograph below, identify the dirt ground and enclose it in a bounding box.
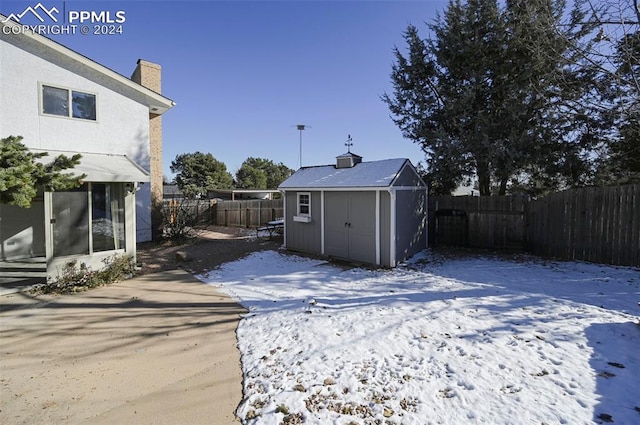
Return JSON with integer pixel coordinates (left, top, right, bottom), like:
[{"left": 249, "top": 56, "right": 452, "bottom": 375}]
[{"left": 136, "top": 225, "right": 283, "bottom": 276}]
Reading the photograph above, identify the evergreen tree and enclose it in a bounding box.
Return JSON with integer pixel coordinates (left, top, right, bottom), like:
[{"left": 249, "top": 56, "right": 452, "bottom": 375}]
[
  {"left": 0, "top": 135, "right": 85, "bottom": 208},
  {"left": 535, "top": 0, "right": 640, "bottom": 186},
  {"left": 604, "top": 28, "right": 640, "bottom": 182},
  {"left": 269, "top": 162, "right": 295, "bottom": 189},
  {"left": 236, "top": 163, "right": 267, "bottom": 189},
  {"left": 383, "top": 0, "right": 597, "bottom": 195},
  {"left": 170, "top": 152, "right": 234, "bottom": 198},
  {"left": 235, "top": 157, "right": 293, "bottom": 189}
]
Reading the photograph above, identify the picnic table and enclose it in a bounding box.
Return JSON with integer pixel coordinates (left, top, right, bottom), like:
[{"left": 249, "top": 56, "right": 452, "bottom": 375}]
[{"left": 256, "top": 218, "right": 284, "bottom": 239}]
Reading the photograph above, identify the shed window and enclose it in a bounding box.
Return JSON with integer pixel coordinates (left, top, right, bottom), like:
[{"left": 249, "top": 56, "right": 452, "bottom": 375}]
[{"left": 297, "top": 192, "right": 311, "bottom": 216}]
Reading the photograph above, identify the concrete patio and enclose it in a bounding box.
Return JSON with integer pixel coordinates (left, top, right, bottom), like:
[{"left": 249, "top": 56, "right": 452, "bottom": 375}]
[{"left": 0, "top": 269, "right": 246, "bottom": 424}]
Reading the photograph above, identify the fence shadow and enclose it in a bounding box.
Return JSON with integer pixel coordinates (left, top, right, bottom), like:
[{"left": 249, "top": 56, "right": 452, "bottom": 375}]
[{"left": 585, "top": 321, "right": 640, "bottom": 424}]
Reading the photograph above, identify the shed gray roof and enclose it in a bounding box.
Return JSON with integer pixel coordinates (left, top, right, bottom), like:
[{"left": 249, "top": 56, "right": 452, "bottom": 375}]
[{"left": 279, "top": 158, "right": 413, "bottom": 189}]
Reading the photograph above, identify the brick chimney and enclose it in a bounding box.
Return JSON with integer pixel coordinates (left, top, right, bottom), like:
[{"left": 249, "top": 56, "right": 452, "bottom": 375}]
[{"left": 131, "top": 59, "right": 163, "bottom": 241}]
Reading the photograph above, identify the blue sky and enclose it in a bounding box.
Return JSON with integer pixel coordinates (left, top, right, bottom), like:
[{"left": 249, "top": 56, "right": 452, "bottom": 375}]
[{"left": 3, "top": 0, "right": 448, "bottom": 178}]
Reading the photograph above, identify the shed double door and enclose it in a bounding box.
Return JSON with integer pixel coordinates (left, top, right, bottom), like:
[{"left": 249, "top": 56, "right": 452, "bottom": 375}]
[{"left": 324, "top": 191, "right": 376, "bottom": 264}]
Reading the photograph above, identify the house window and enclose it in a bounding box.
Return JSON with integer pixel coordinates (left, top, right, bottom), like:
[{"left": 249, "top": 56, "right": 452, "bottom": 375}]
[
  {"left": 297, "top": 192, "right": 311, "bottom": 216},
  {"left": 42, "top": 84, "right": 97, "bottom": 121}
]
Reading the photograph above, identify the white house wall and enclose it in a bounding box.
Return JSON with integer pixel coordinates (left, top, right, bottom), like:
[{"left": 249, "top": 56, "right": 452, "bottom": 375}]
[{"left": 0, "top": 35, "right": 153, "bottom": 241}]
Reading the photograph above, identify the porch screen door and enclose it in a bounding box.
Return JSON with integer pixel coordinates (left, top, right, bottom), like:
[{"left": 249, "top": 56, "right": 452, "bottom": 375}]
[{"left": 51, "top": 185, "right": 89, "bottom": 257}]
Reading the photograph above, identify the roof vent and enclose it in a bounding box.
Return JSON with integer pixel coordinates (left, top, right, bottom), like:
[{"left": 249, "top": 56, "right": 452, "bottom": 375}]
[
  {"left": 336, "top": 135, "right": 362, "bottom": 168},
  {"left": 336, "top": 152, "right": 362, "bottom": 169}
]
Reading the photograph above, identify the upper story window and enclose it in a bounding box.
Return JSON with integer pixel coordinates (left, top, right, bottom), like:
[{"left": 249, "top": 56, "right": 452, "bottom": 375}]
[{"left": 41, "top": 84, "right": 97, "bottom": 121}]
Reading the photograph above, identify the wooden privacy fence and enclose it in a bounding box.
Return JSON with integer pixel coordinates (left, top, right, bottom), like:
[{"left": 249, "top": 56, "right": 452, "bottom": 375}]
[
  {"left": 527, "top": 185, "right": 639, "bottom": 267},
  {"left": 214, "top": 200, "right": 284, "bottom": 228},
  {"left": 429, "top": 195, "right": 528, "bottom": 251},
  {"left": 430, "top": 184, "right": 639, "bottom": 267},
  {"left": 163, "top": 199, "right": 216, "bottom": 224}
]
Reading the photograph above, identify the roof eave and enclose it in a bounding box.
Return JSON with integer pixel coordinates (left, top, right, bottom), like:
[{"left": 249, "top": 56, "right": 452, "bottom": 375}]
[{"left": 279, "top": 186, "right": 391, "bottom": 191}]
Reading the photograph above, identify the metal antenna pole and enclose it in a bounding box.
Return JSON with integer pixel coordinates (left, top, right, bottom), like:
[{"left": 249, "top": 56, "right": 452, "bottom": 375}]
[{"left": 295, "top": 124, "right": 311, "bottom": 168}]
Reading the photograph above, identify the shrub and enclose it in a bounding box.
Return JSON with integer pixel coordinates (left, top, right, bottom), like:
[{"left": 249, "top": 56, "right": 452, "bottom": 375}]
[
  {"left": 34, "top": 254, "right": 135, "bottom": 294},
  {"left": 161, "top": 199, "right": 200, "bottom": 242}
]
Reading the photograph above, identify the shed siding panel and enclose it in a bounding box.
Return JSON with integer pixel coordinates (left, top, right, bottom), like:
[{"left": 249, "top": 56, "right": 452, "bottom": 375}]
[
  {"left": 347, "top": 192, "right": 377, "bottom": 264},
  {"left": 285, "top": 191, "right": 321, "bottom": 254},
  {"left": 324, "top": 192, "right": 350, "bottom": 259},
  {"left": 396, "top": 189, "right": 427, "bottom": 263},
  {"left": 379, "top": 191, "right": 391, "bottom": 267}
]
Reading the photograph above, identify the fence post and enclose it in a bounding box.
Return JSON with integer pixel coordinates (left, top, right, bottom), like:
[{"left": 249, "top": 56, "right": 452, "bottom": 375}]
[{"left": 209, "top": 199, "right": 217, "bottom": 224}]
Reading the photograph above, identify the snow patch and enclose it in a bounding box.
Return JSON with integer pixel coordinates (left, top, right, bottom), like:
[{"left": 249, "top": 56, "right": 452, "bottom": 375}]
[{"left": 200, "top": 251, "right": 640, "bottom": 424}]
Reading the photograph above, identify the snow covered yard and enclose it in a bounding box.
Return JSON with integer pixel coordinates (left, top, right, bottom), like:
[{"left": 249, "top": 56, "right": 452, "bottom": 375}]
[{"left": 200, "top": 251, "right": 640, "bottom": 425}]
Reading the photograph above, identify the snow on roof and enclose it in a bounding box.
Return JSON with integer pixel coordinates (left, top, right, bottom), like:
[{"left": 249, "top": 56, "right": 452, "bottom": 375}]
[{"left": 279, "top": 158, "right": 409, "bottom": 189}]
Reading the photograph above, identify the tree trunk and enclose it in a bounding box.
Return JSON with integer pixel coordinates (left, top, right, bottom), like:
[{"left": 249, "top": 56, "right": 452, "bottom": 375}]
[
  {"left": 498, "top": 177, "right": 508, "bottom": 195},
  {"left": 477, "top": 161, "right": 491, "bottom": 196}
]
